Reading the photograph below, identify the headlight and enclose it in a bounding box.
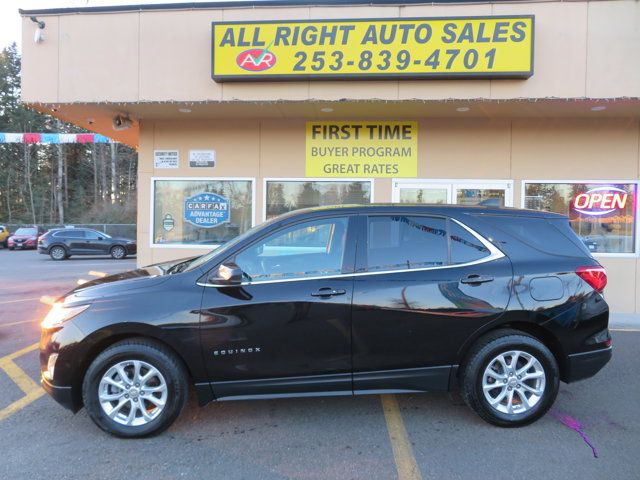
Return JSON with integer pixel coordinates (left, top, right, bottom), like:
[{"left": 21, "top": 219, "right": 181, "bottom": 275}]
[{"left": 41, "top": 303, "right": 91, "bottom": 330}]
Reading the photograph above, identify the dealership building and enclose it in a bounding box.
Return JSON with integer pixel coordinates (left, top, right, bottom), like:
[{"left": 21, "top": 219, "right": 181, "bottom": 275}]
[{"left": 19, "top": 0, "right": 640, "bottom": 314}]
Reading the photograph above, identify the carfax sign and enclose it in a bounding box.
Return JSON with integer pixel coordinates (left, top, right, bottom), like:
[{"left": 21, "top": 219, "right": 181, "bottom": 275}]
[
  {"left": 211, "top": 16, "right": 534, "bottom": 81},
  {"left": 306, "top": 122, "right": 418, "bottom": 178},
  {"left": 184, "top": 193, "right": 230, "bottom": 228}
]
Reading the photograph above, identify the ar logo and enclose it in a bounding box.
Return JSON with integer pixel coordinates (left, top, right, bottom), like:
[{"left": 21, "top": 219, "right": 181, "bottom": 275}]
[{"left": 236, "top": 48, "right": 276, "bottom": 72}]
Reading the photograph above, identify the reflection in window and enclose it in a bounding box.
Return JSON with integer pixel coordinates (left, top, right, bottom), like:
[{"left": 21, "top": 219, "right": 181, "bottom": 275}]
[
  {"left": 235, "top": 217, "right": 348, "bottom": 282},
  {"left": 524, "top": 182, "right": 637, "bottom": 254},
  {"left": 153, "top": 179, "right": 253, "bottom": 246},
  {"left": 450, "top": 222, "right": 490, "bottom": 264},
  {"left": 367, "top": 216, "right": 448, "bottom": 271},
  {"left": 266, "top": 180, "right": 371, "bottom": 220},
  {"left": 399, "top": 188, "right": 448, "bottom": 204}
]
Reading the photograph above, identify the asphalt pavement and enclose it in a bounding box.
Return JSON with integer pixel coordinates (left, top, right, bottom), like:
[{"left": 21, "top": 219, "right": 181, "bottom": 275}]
[{"left": 0, "top": 249, "right": 638, "bottom": 480}]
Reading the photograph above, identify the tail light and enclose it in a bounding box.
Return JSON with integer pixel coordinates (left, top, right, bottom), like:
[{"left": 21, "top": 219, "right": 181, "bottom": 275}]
[{"left": 576, "top": 266, "right": 607, "bottom": 293}]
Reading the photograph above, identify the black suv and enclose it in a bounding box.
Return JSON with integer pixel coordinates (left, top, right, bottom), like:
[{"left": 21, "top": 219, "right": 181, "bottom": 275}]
[
  {"left": 40, "top": 205, "right": 611, "bottom": 437},
  {"left": 38, "top": 228, "right": 136, "bottom": 260}
]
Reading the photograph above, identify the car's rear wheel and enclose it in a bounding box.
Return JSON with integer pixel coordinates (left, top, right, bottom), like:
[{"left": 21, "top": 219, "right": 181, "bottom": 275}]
[
  {"left": 49, "top": 246, "right": 67, "bottom": 261},
  {"left": 461, "top": 329, "right": 559, "bottom": 427},
  {"left": 110, "top": 245, "right": 126, "bottom": 259},
  {"left": 82, "top": 339, "right": 189, "bottom": 438}
]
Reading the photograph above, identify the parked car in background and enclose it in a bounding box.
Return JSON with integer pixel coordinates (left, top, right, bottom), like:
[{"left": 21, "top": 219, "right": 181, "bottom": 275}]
[
  {"left": 38, "top": 227, "right": 136, "bottom": 260},
  {"left": 39, "top": 205, "right": 611, "bottom": 437},
  {"left": 0, "top": 225, "right": 10, "bottom": 248},
  {"left": 8, "top": 226, "right": 44, "bottom": 250}
]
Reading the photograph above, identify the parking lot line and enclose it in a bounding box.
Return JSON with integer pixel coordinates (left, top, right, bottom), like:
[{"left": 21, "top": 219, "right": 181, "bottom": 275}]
[
  {"left": 0, "top": 388, "right": 44, "bottom": 422},
  {"left": 0, "top": 297, "right": 41, "bottom": 305},
  {"left": 610, "top": 328, "right": 640, "bottom": 332},
  {"left": 0, "top": 319, "right": 36, "bottom": 328},
  {"left": 2, "top": 343, "right": 39, "bottom": 362},
  {"left": 0, "top": 358, "right": 40, "bottom": 395},
  {"left": 0, "top": 343, "right": 44, "bottom": 422},
  {"left": 381, "top": 394, "right": 423, "bottom": 480}
]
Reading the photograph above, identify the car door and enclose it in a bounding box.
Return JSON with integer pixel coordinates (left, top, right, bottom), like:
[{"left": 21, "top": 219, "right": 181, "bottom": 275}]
[
  {"left": 351, "top": 214, "right": 513, "bottom": 394},
  {"left": 199, "top": 215, "right": 357, "bottom": 400},
  {"left": 83, "top": 229, "right": 109, "bottom": 254},
  {"left": 65, "top": 230, "right": 88, "bottom": 253}
]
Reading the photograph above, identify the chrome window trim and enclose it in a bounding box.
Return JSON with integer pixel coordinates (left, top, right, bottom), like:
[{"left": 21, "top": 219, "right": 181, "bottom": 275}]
[{"left": 198, "top": 217, "right": 505, "bottom": 288}]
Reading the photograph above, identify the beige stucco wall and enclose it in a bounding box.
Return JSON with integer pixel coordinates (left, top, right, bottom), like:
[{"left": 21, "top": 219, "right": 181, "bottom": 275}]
[
  {"left": 137, "top": 117, "right": 640, "bottom": 313},
  {"left": 21, "top": 0, "right": 640, "bottom": 104}
]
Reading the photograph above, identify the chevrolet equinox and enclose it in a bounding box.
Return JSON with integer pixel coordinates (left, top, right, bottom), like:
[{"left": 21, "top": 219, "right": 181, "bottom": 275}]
[{"left": 40, "top": 205, "right": 612, "bottom": 437}]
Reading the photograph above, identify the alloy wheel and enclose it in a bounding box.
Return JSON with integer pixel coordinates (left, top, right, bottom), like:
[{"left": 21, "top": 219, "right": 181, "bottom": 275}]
[
  {"left": 111, "top": 246, "right": 125, "bottom": 259},
  {"left": 51, "top": 247, "right": 65, "bottom": 260},
  {"left": 98, "top": 360, "right": 168, "bottom": 427},
  {"left": 482, "top": 350, "right": 546, "bottom": 415}
]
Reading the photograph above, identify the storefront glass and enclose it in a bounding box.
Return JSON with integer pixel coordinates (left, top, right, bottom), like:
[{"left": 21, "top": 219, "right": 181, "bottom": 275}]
[
  {"left": 265, "top": 180, "right": 372, "bottom": 220},
  {"left": 153, "top": 179, "right": 253, "bottom": 246},
  {"left": 523, "top": 182, "right": 637, "bottom": 254}
]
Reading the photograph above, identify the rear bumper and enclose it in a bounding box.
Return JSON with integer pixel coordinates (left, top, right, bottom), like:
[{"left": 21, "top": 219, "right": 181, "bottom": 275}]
[
  {"left": 564, "top": 346, "right": 612, "bottom": 383},
  {"left": 41, "top": 375, "right": 81, "bottom": 413}
]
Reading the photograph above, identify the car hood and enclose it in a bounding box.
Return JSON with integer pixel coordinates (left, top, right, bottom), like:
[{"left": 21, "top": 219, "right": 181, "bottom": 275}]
[{"left": 64, "top": 256, "right": 199, "bottom": 301}]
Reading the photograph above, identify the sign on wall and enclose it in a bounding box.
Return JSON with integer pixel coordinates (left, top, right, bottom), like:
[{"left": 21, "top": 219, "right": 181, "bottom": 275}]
[
  {"left": 306, "top": 121, "right": 418, "bottom": 178},
  {"left": 154, "top": 150, "right": 179, "bottom": 169},
  {"left": 189, "top": 150, "right": 216, "bottom": 168},
  {"left": 211, "top": 16, "right": 534, "bottom": 82},
  {"left": 183, "top": 193, "right": 230, "bottom": 228}
]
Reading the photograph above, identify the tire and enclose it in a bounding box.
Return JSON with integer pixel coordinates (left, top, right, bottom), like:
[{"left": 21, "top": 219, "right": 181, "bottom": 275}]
[
  {"left": 8, "top": 246, "right": 14, "bottom": 250},
  {"left": 82, "top": 338, "right": 189, "bottom": 438},
  {"left": 461, "top": 329, "right": 559, "bottom": 427},
  {"left": 49, "top": 246, "right": 67, "bottom": 261},
  {"left": 110, "top": 245, "right": 127, "bottom": 259}
]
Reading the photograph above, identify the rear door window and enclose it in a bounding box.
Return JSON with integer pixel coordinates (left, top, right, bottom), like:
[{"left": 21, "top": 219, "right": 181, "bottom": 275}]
[
  {"left": 450, "top": 221, "right": 491, "bottom": 264},
  {"left": 366, "top": 216, "right": 448, "bottom": 271}
]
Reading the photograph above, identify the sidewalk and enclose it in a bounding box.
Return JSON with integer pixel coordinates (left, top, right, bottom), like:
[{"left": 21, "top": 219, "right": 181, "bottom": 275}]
[{"left": 610, "top": 313, "right": 640, "bottom": 329}]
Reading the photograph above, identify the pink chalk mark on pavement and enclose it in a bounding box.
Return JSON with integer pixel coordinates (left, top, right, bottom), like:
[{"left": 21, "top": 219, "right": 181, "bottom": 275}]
[{"left": 551, "top": 410, "right": 599, "bottom": 458}]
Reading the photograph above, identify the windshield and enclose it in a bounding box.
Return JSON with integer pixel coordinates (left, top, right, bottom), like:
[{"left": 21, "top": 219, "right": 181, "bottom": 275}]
[
  {"left": 182, "top": 217, "right": 280, "bottom": 273},
  {"left": 15, "top": 228, "right": 37, "bottom": 235}
]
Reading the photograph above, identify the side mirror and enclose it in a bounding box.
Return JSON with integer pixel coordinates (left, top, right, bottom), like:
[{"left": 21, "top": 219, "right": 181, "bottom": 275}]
[{"left": 216, "top": 262, "right": 243, "bottom": 285}]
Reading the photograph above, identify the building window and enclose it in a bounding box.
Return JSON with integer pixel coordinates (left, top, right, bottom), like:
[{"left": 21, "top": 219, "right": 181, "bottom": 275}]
[
  {"left": 265, "top": 179, "right": 372, "bottom": 220},
  {"left": 152, "top": 178, "right": 253, "bottom": 247},
  {"left": 523, "top": 182, "right": 637, "bottom": 254}
]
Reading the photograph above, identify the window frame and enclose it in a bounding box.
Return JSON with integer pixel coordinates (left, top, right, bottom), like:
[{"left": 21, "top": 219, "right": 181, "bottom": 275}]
[
  {"left": 150, "top": 176, "right": 256, "bottom": 250},
  {"left": 262, "top": 177, "right": 375, "bottom": 222},
  {"left": 520, "top": 179, "right": 640, "bottom": 258},
  {"left": 392, "top": 178, "right": 514, "bottom": 207}
]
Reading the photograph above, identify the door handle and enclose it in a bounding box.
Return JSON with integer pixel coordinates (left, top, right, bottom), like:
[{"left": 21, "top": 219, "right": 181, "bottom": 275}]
[
  {"left": 311, "top": 287, "right": 346, "bottom": 297},
  {"left": 460, "top": 274, "right": 494, "bottom": 285}
]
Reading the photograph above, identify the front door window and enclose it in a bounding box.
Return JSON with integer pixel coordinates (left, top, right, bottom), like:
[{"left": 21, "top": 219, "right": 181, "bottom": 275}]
[{"left": 235, "top": 217, "right": 349, "bottom": 283}]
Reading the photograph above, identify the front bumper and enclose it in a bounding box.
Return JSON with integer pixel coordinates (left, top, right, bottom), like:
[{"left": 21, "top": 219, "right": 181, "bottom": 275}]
[
  {"left": 564, "top": 346, "right": 612, "bottom": 383},
  {"left": 41, "top": 375, "right": 81, "bottom": 412}
]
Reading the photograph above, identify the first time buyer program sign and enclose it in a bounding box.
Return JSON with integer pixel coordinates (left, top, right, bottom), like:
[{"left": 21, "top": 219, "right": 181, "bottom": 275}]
[
  {"left": 306, "top": 122, "right": 418, "bottom": 178},
  {"left": 211, "top": 16, "right": 534, "bottom": 81}
]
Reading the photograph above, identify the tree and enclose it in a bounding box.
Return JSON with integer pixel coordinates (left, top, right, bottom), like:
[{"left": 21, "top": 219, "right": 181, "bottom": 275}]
[{"left": 0, "top": 43, "right": 138, "bottom": 227}]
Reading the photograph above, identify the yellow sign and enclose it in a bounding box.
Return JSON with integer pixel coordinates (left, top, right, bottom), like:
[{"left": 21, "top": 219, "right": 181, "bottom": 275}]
[
  {"left": 306, "top": 122, "right": 418, "bottom": 178},
  {"left": 212, "top": 16, "right": 534, "bottom": 81}
]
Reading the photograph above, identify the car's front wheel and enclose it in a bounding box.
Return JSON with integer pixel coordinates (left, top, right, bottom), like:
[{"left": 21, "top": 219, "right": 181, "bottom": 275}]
[
  {"left": 110, "top": 245, "right": 127, "bottom": 259},
  {"left": 82, "top": 339, "right": 189, "bottom": 438},
  {"left": 461, "top": 329, "right": 559, "bottom": 427},
  {"left": 49, "top": 246, "right": 67, "bottom": 261}
]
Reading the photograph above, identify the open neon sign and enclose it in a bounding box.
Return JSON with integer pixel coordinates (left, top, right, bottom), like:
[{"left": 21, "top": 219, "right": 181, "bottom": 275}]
[{"left": 572, "top": 186, "right": 629, "bottom": 216}]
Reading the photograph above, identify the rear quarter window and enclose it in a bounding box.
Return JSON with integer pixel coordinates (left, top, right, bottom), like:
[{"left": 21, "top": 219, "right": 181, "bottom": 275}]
[{"left": 476, "top": 215, "right": 592, "bottom": 257}]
